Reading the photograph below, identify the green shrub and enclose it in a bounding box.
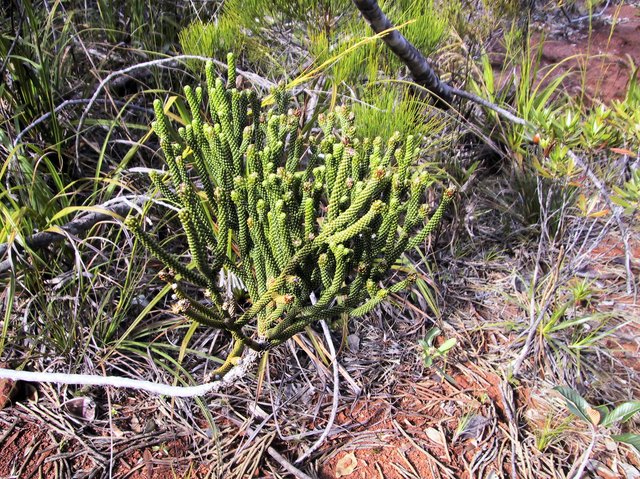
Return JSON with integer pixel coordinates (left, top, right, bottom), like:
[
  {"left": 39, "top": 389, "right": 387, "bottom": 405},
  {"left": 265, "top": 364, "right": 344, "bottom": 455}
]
[{"left": 125, "top": 54, "right": 454, "bottom": 377}]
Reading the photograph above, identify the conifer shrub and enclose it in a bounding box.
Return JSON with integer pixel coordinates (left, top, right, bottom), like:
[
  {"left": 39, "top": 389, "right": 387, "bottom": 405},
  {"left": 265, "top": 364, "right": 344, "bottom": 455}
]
[{"left": 125, "top": 54, "right": 455, "bottom": 377}]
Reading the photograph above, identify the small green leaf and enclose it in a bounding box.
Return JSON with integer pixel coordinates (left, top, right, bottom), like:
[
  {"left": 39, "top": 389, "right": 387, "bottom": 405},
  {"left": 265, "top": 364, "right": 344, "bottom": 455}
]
[
  {"left": 423, "top": 327, "right": 441, "bottom": 347},
  {"left": 612, "top": 433, "right": 640, "bottom": 453},
  {"left": 554, "top": 386, "right": 592, "bottom": 424},
  {"left": 601, "top": 401, "right": 640, "bottom": 428},
  {"left": 438, "top": 338, "right": 457, "bottom": 354},
  {"left": 594, "top": 405, "right": 610, "bottom": 419}
]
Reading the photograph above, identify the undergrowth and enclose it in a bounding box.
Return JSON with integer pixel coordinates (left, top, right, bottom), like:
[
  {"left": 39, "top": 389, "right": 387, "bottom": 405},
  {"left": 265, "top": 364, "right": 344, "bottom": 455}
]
[{"left": 0, "top": 0, "right": 638, "bottom": 477}]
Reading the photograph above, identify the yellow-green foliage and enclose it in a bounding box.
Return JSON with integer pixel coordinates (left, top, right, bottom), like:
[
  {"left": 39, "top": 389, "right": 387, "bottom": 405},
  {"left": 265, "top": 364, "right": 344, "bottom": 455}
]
[
  {"left": 352, "top": 83, "right": 445, "bottom": 140},
  {"left": 179, "top": 0, "right": 454, "bottom": 131},
  {"left": 126, "top": 54, "right": 455, "bottom": 377},
  {"left": 178, "top": 19, "right": 244, "bottom": 63}
]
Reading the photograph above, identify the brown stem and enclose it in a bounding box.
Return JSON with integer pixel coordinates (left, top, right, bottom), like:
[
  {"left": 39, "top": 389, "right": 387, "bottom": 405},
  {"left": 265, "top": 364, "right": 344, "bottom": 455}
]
[
  {"left": 352, "top": 0, "right": 453, "bottom": 107},
  {"left": 352, "top": 0, "right": 527, "bottom": 125}
]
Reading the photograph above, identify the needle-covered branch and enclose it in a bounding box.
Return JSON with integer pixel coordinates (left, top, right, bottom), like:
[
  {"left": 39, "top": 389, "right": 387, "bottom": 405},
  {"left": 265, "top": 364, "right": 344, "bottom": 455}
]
[{"left": 126, "top": 53, "right": 455, "bottom": 377}]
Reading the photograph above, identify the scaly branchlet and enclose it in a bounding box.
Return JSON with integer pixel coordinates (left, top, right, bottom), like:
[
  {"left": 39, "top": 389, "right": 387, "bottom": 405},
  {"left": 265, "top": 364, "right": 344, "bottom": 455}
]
[{"left": 126, "top": 53, "right": 454, "bottom": 377}]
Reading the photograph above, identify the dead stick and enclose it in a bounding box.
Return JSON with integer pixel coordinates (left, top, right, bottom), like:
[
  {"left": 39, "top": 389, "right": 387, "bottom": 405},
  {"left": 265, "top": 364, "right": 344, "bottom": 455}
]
[
  {"left": 267, "top": 447, "right": 315, "bottom": 479},
  {"left": 0, "top": 196, "right": 147, "bottom": 273},
  {"left": 351, "top": 0, "right": 526, "bottom": 125},
  {"left": 295, "top": 319, "right": 340, "bottom": 465}
]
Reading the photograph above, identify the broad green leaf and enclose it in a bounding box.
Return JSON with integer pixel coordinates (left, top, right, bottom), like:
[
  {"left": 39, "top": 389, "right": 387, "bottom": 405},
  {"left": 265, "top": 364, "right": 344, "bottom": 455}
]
[
  {"left": 594, "top": 405, "right": 610, "bottom": 420},
  {"left": 602, "top": 402, "right": 640, "bottom": 428},
  {"left": 612, "top": 433, "right": 640, "bottom": 453},
  {"left": 554, "top": 386, "right": 592, "bottom": 424}
]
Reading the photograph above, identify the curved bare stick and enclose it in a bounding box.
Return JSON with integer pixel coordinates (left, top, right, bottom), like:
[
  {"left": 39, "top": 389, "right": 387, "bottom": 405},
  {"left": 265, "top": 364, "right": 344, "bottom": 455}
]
[
  {"left": 12, "top": 99, "right": 154, "bottom": 148},
  {"left": 0, "top": 350, "right": 261, "bottom": 398},
  {"left": 74, "top": 54, "right": 276, "bottom": 167},
  {"left": 295, "top": 319, "right": 340, "bottom": 465},
  {"left": 450, "top": 86, "right": 527, "bottom": 126},
  {"left": 0, "top": 195, "right": 148, "bottom": 273}
]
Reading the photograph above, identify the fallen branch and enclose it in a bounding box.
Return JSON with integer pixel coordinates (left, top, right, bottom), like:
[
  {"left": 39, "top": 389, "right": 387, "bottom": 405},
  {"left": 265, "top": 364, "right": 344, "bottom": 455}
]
[
  {"left": 351, "top": 0, "right": 526, "bottom": 125},
  {"left": 499, "top": 379, "right": 520, "bottom": 479},
  {"left": 268, "top": 445, "right": 314, "bottom": 479},
  {"left": 568, "top": 427, "right": 598, "bottom": 479},
  {"left": 0, "top": 195, "right": 148, "bottom": 273},
  {"left": 295, "top": 320, "right": 340, "bottom": 465},
  {"left": 449, "top": 86, "right": 527, "bottom": 126},
  {"left": 352, "top": 0, "right": 453, "bottom": 106}
]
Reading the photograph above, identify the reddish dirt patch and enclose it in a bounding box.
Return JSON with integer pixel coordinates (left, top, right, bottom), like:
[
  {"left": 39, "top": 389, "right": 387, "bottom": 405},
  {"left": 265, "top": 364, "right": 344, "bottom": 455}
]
[
  {"left": 319, "top": 368, "right": 508, "bottom": 479},
  {"left": 537, "top": 4, "right": 640, "bottom": 103},
  {"left": 318, "top": 398, "right": 455, "bottom": 479},
  {"left": 0, "top": 362, "right": 18, "bottom": 410},
  {"left": 491, "top": 3, "right": 640, "bottom": 104},
  {"left": 603, "top": 321, "right": 640, "bottom": 372},
  {"left": 0, "top": 421, "right": 57, "bottom": 478},
  {"left": 587, "top": 233, "right": 640, "bottom": 373},
  {"left": 0, "top": 380, "right": 15, "bottom": 410},
  {"left": 590, "top": 231, "right": 640, "bottom": 261},
  {"left": 582, "top": 232, "right": 640, "bottom": 305}
]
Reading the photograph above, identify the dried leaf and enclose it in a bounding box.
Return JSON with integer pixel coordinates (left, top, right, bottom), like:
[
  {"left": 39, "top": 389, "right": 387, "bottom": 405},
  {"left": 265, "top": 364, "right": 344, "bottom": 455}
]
[
  {"left": 144, "top": 449, "right": 153, "bottom": 478},
  {"left": 0, "top": 378, "right": 16, "bottom": 410},
  {"left": 347, "top": 334, "right": 360, "bottom": 353},
  {"left": 425, "top": 427, "right": 446, "bottom": 446},
  {"left": 25, "top": 383, "right": 38, "bottom": 403},
  {"left": 618, "top": 463, "right": 640, "bottom": 478},
  {"left": 590, "top": 460, "right": 618, "bottom": 479},
  {"left": 587, "top": 209, "right": 610, "bottom": 218},
  {"left": 63, "top": 397, "right": 96, "bottom": 421},
  {"left": 131, "top": 415, "right": 143, "bottom": 433},
  {"left": 586, "top": 406, "right": 601, "bottom": 426},
  {"left": 603, "top": 437, "right": 618, "bottom": 452},
  {"left": 144, "top": 418, "right": 157, "bottom": 433},
  {"left": 335, "top": 452, "right": 358, "bottom": 477},
  {"left": 610, "top": 147, "right": 636, "bottom": 156},
  {"left": 457, "top": 415, "right": 490, "bottom": 441}
]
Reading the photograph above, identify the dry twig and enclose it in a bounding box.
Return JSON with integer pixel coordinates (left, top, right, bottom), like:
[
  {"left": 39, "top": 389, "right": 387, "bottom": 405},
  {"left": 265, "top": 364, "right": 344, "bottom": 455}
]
[
  {"left": 0, "top": 350, "right": 261, "bottom": 398},
  {"left": 0, "top": 195, "right": 148, "bottom": 273},
  {"left": 74, "top": 54, "right": 275, "bottom": 167}
]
